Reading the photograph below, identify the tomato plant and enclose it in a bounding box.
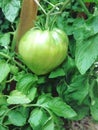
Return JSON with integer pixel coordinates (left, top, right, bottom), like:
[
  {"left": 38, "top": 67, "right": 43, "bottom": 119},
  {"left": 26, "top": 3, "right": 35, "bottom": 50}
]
[{"left": 0, "top": 0, "right": 98, "bottom": 130}]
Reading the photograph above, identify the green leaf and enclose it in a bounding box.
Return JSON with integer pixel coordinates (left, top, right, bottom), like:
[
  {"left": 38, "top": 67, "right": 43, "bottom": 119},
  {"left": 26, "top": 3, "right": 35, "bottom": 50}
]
[
  {"left": 75, "top": 34, "right": 98, "bottom": 74},
  {"left": 73, "top": 16, "right": 98, "bottom": 41},
  {"left": 49, "top": 68, "right": 65, "bottom": 78},
  {"left": 14, "top": 71, "right": 25, "bottom": 81},
  {"left": 53, "top": 116, "right": 64, "bottom": 130},
  {"left": 73, "top": 16, "right": 98, "bottom": 74},
  {"left": 62, "top": 56, "right": 75, "bottom": 74},
  {"left": 63, "top": 75, "right": 89, "bottom": 105},
  {"left": 1, "top": 0, "right": 20, "bottom": 22},
  {"left": 37, "top": 76, "right": 46, "bottom": 84},
  {"left": 0, "top": 33, "right": 10, "bottom": 47},
  {"left": 90, "top": 98, "right": 98, "bottom": 121},
  {"left": 16, "top": 107, "right": 30, "bottom": 119},
  {"left": 43, "top": 119, "right": 54, "bottom": 130},
  {"left": 24, "top": 126, "right": 32, "bottom": 130},
  {"left": 9, "top": 64, "right": 19, "bottom": 75},
  {"left": 0, "top": 60, "right": 10, "bottom": 83},
  {"left": 72, "top": 105, "right": 89, "bottom": 120},
  {"left": 7, "top": 90, "right": 31, "bottom": 104},
  {"left": 29, "top": 108, "right": 49, "bottom": 130},
  {"left": 27, "top": 87, "right": 37, "bottom": 101},
  {"left": 37, "top": 94, "right": 52, "bottom": 107},
  {"left": 0, "top": 106, "right": 8, "bottom": 116},
  {"left": 0, "top": 125, "right": 8, "bottom": 130},
  {"left": 86, "top": 16, "right": 98, "bottom": 35},
  {"left": 57, "top": 79, "right": 67, "bottom": 98},
  {"left": 48, "top": 97, "right": 77, "bottom": 119},
  {"left": 16, "top": 74, "right": 38, "bottom": 94},
  {"left": 0, "top": 0, "right": 2, "bottom": 7},
  {"left": 8, "top": 110, "right": 26, "bottom": 126},
  {"left": 0, "top": 93, "right": 7, "bottom": 105},
  {"left": 37, "top": 95, "right": 76, "bottom": 119}
]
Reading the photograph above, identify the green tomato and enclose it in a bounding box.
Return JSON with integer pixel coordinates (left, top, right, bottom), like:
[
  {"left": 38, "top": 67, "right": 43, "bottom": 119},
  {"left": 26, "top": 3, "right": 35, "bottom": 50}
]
[{"left": 18, "top": 28, "right": 69, "bottom": 75}]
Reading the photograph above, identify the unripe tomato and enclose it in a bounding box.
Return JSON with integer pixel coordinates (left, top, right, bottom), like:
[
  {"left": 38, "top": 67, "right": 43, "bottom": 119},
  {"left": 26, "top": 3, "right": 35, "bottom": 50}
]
[{"left": 18, "top": 28, "right": 68, "bottom": 75}]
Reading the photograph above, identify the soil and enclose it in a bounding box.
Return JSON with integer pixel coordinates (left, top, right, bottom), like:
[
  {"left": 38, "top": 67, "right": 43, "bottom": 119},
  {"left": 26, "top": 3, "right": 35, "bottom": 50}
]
[{"left": 66, "top": 117, "right": 98, "bottom": 130}]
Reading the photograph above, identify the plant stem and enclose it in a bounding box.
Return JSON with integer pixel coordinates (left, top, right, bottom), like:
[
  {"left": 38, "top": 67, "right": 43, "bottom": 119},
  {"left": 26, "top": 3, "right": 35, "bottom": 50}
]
[
  {"left": 1, "top": 105, "right": 21, "bottom": 124},
  {"left": 24, "top": 103, "right": 53, "bottom": 118},
  {"left": 13, "top": 58, "right": 26, "bottom": 71},
  {"left": 45, "top": 14, "right": 50, "bottom": 30},
  {"left": 77, "top": 0, "right": 91, "bottom": 17},
  {"left": 0, "top": 52, "right": 11, "bottom": 59},
  {"left": 50, "top": 0, "right": 71, "bottom": 15},
  {"left": 11, "top": 30, "right": 17, "bottom": 51},
  {"left": 34, "top": 0, "right": 47, "bottom": 15},
  {"left": 89, "top": 80, "right": 96, "bottom": 105},
  {"left": 44, "top": 0, "right": 59, "bottom": 10},
  {"left": 48, "top": 2, "right": 63, "bottom": 14},
  {"left": 60, "top": 0, "right": 71, "bottom": 12},
  {"left": 34, "top": 0, "right": 71, "bottom": 29},
  {"left": 6, "top": 76, "right": 14, "bottom": 83},
  {"left": 0, "top": 52, "right": 26, "bottom": 71},
  {"left": 45, "top": 2, "right": 63, "bottom": 29}
]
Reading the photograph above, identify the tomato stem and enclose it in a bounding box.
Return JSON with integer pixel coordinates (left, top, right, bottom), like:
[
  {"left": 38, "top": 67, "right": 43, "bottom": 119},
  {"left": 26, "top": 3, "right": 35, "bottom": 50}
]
[
  {"left": 60, "top": 0, "right": 71, "bottom": 12},
  {"left": 0, "top": 52, "right": 26, "bottom": 71},
  {"left": 34, "top": 0, "right": 47, "bottom": 15},
  {"left": 1, "top": 105, "right": 21, "bottom": 124},
  {"left": 0, "top": 52, "right": 11, "bottom": 59},
  {"left": 24, "top": 104, "right": 53, "bottom": 118},
  {"left": 45, "top": 0, "right": 71, "bottom": 29},
  {"left": 77, "top": 0, "right": 91, "bottom": 17},
  {"left": 45, "top": 14, "right": 50, "bottom": 30},
  {"left": 89, "top": 80, "right": 96, "bottom": 105},
  {"left": 34, "top": 0, "right": 71, "bottom": 29}
]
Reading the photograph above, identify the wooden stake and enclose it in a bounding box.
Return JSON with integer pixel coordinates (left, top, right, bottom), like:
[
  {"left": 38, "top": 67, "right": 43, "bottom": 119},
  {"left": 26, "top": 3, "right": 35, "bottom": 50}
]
[{"left": 15, "top": 0, "right": 39, "bottom": 51}]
